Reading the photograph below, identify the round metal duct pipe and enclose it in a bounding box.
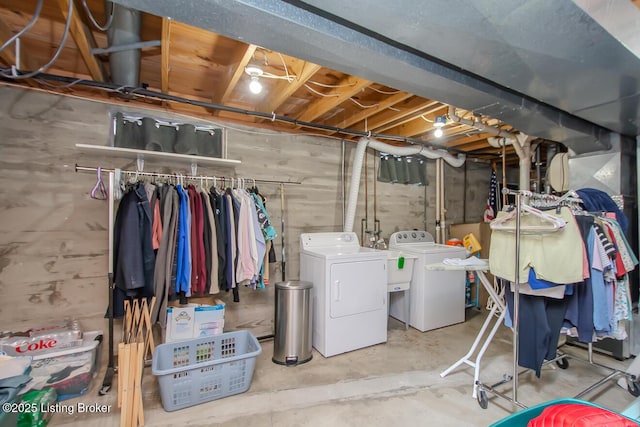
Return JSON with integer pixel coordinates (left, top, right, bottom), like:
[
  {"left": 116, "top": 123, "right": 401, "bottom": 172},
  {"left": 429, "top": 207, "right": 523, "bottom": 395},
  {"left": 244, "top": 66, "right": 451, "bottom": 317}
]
[{"left": 107, "top": 3, "right": 141, "bottom": 87}]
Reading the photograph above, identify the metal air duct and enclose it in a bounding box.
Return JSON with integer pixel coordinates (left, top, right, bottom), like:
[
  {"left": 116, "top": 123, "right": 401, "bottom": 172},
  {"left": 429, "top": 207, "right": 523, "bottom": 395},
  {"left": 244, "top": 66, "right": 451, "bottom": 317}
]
[{"left": 107, "top": 3, "right": 141, "bottom": 87}]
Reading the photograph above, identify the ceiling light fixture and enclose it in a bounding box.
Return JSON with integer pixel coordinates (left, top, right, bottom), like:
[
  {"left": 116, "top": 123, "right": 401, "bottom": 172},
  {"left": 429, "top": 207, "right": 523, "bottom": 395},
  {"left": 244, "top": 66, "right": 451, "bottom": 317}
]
[
  {"left": 245, "top": 65, "right": 264, "bottom": 94},
  {"left": 433, "top": 115, "right": 446, "bottom": 138}
]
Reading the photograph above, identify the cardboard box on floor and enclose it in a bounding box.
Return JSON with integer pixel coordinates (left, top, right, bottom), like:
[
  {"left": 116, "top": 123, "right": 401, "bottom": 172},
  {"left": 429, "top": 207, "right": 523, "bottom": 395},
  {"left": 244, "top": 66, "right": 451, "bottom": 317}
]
[
  {"left": 165, "top": 297, "right": 225, "bottom": 343},
  {"left": 449, "top": 222, "right": 493, "bottom": 309}
]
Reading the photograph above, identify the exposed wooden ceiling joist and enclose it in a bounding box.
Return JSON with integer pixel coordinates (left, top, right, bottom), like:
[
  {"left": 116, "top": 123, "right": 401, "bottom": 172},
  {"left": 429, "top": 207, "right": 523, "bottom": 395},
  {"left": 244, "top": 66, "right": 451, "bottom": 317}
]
[
  {"left": 161, "top": 17, "right": 171, "bottom": 93},
  {"left": 457, "top": 139, "right": 503, "bottom": 152},
  {"left": 374, "top": 103, "right": 448, "bottom": 134},
  {"left": 445, "top": 132, "right": 491, "bottom": 148},
  {"left": 56, "top": 0, "right": 106, "bottom": 82},
  {"left": 0, "top": 1, "right": 529, "bottom": 159},
  {"left": 350, "top": 99, "right": 439, "bottom": 134},
  {"left": 382, "top": 107, "right": 451, "bottom": 138},
  {"left": 296, "top": 75, "right": 371, "bottom": 124},
  {"left": 325, "top": 90, "right": 413, "bottom": 134},
  {"left": 256, "top": 60, "right": 321, "bottom": 115},
  {"left": 214, "top": 43, "right": 257, "bottom": 107}
]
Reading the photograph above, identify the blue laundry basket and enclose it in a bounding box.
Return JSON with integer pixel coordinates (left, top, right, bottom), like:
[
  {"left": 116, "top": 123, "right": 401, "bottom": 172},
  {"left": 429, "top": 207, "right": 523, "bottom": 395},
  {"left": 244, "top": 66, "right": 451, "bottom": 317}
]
[{"left": 152, "top": 330, "right": 262, "bottom": 411}]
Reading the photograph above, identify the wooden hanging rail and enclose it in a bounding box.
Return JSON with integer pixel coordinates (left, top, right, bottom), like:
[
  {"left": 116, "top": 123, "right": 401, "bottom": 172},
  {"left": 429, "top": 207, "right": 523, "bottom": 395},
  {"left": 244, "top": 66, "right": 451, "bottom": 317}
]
[{"left": 74, "top": 163, "right": 302, "bottom": 185}]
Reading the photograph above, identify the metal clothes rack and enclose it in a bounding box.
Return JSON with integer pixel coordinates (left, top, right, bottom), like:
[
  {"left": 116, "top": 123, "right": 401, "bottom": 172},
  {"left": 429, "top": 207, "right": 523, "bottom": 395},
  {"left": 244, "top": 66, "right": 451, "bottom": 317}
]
[
  {"left": 476, "top": 189, "right": 638, "bottom": 410},
  {"left": 75, "top": 163, "right": 300, "bottom": 395}
]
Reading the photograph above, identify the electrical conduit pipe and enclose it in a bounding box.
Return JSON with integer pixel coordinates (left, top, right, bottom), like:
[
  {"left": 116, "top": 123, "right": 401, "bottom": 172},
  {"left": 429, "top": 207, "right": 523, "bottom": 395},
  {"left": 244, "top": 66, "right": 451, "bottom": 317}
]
[{"left": 343, "top": 137, "right": 466, "bottom": 233}]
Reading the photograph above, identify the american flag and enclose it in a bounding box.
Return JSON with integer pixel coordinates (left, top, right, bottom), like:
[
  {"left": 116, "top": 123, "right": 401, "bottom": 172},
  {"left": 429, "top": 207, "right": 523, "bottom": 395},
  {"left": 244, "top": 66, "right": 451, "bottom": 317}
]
[{"left": 484, "top": 169, "right": 497, "bottom": 222}]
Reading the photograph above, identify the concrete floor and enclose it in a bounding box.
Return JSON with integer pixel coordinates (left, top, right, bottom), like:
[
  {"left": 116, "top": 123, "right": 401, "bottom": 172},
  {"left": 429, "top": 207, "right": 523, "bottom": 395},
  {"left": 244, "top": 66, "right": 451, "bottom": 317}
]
[{"left": 50, "top": 310, "right": 638, "bottom": 426}]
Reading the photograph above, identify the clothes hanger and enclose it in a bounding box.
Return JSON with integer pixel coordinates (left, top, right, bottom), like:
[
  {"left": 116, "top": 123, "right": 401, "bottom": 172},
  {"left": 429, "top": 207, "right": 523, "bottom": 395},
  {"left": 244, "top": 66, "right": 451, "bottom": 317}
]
[
  {"left": 90, "top": 167, "right": 108, "bottom": 200},
  {"left": 490, "top": 203, "right": 566, "bottom": 233}
]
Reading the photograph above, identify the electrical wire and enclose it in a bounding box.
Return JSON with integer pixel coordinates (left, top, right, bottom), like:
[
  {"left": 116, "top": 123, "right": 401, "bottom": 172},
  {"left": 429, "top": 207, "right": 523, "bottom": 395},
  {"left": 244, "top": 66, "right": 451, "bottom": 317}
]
[
  {"left": 0, "top": 0, "right": 73, "bottom": 80},
  {"left": 368, "top": 86, "right": 401, "bottom": 95},
  {"left": 276, "top": 52, "right": 294, "bottom": 83},
  {"left": 82, "top": 0, "right": 114, "bottom": 32},
  {"left": 0, "top": 0, "right": 44, "bottom": 54},
  {"left": 304, "top": 83, "right": 340, "bottom": 97},
  {"left": 419, "top": 115, "right": 434, "bottom": 123},
  {"left": 246, "top": 49, "right": 296, "bottom": 82},
  {"left": 261, "top": 72, "right": 296, "bottom": 81},
  {"left": 34, "top": 77, "right": 85, "bottom": 89},
  {"left": 349, "top": 98, "right": 379, "bottom": 109},
  {"left": 307, "top": 80, "right": 357, "bottom": 88}
]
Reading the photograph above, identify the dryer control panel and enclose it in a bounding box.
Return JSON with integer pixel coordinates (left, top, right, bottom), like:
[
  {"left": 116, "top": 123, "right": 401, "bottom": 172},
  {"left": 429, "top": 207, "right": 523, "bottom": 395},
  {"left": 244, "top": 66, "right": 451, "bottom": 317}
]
[
  {"left": 300, "top": 232, "right": 361, "bottom": 249},
  {"left": 389, "top": 230, "right": 435, "bottom": 245}
]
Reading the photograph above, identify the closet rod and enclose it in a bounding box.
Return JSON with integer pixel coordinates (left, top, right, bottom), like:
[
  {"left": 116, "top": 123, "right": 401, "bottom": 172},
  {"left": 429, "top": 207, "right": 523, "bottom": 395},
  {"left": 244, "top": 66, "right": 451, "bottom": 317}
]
[
  {"left": 74, "top": 164, "right": 302, "bottom": 185},
  {"left": 512, "top": 190, "right": 583, "bottom": 205}
]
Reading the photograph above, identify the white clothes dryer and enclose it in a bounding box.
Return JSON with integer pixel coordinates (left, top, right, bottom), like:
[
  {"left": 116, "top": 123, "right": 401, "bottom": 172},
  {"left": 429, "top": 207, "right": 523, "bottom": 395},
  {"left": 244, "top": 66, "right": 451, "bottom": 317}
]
[
  {"left": 389, "top": 231, "right": 467, "bottom": 332},
  {"left": 300, "top": 232, "right": 388, "bottom": 357}
]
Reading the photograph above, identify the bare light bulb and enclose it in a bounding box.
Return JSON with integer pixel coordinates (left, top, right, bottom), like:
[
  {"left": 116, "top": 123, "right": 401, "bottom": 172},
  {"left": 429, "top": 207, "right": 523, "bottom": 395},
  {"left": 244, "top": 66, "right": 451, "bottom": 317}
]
[
  {"left": 434, "top": 127, "right": 444, "bottom": 138},
  {"left": 249, "top": 77, "right": 262, "bottom": 94}
]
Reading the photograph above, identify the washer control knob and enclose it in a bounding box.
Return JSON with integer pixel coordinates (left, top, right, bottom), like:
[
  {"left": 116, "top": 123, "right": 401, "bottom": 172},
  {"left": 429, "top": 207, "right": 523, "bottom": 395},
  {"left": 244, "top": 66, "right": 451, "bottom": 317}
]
[{"left": 342, "top": 234, "right": 352, "bottom": 242}]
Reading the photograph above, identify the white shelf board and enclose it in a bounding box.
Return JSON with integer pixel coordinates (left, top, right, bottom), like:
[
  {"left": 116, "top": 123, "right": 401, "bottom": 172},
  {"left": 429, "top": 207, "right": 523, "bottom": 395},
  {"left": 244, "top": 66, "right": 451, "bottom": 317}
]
[{"left": 75, "top": 144, "right": 241, "bottom": 166}]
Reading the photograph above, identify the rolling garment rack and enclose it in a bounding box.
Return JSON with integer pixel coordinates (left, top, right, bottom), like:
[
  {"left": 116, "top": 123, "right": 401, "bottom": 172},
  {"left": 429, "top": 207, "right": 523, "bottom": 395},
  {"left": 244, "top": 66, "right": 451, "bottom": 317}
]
[
  {"left": 476, "top": 189, "right": 639, "bottom": 410},
  {"left": 75, "top": 163, "right": 300, "bottom": 395}
]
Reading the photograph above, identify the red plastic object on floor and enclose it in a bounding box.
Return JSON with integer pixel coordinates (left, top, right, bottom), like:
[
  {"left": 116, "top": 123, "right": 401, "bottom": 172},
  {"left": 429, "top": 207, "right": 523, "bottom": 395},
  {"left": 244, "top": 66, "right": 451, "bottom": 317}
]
[{"left": 527, "top": 403, "right": 639, "bottom": 427}]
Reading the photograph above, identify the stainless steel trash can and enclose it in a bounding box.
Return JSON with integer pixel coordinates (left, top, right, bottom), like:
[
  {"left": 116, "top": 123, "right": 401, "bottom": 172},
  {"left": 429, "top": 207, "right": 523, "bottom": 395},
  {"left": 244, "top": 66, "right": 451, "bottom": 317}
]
[{"left": 273, "top": 281, "right": 313, "bottom": 366}]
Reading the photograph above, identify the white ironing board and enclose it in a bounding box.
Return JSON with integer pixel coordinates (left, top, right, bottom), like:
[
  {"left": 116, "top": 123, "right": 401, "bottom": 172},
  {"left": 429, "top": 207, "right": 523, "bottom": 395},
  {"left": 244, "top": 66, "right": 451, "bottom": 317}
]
[{"left": 425, "top": 260, "right": 505, "bottom": 398}]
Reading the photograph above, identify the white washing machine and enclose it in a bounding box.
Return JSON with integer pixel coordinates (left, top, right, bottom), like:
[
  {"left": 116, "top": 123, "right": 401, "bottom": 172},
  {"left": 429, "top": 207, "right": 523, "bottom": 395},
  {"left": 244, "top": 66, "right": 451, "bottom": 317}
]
[
  {"left": 389, "top": 231, "right": 467, "bottom": 332},
  {"left": 300, "top": 232, "right": 388, "bottom": 357}
]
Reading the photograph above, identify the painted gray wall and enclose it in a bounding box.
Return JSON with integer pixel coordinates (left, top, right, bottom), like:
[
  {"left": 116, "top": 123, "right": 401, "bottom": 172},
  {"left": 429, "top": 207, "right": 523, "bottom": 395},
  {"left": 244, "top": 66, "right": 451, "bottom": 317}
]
[{"left": 0, "top": 85, "right": 490, "bottom": 337}]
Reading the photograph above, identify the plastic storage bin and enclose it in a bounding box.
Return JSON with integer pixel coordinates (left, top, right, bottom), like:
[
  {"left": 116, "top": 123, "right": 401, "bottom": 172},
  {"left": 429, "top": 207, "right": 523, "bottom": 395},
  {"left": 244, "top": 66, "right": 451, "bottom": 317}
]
[
  {"left": 152, "top": 330, "right": 262, "bottom": 411},
  {"left": 29, "top": 330, "right": 102, "bottom": 401},
  {"left": 490, "top": 398, "right": 639, "bottom": 426}
]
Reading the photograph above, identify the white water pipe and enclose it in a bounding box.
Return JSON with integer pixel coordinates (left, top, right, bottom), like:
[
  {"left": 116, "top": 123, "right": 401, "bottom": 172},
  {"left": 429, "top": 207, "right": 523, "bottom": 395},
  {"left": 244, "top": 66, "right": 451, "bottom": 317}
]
[
  {"left": 343, "top": 137, "right": 466, "bottom": 233},
  {"left": 448, "top": 105, "right": 538, "bottom": 191},
  {"left": 448, "top": 105, "right": 514, "bottom": 139},
  {"left": 487, "top": 136, "right": 515, "bottom": 148}
]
